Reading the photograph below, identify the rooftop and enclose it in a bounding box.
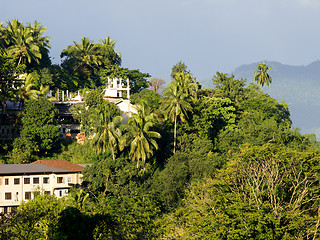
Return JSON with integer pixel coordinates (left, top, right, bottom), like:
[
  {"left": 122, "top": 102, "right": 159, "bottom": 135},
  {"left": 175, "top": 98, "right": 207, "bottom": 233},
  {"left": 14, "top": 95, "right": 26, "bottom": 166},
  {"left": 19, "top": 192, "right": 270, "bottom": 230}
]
[
  {"left": 0, "top": 163, "right": 72, "bottom": 176},
  {"left": 32, "top": 159, "right": 85, "bottom": 172}
]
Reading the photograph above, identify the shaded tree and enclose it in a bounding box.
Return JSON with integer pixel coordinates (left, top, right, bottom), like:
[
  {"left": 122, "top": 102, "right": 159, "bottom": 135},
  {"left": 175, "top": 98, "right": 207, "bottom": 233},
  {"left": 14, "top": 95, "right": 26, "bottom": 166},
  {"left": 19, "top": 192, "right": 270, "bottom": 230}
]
[{"left": 11, "top": 97, "right": 60, "bottom": 162}]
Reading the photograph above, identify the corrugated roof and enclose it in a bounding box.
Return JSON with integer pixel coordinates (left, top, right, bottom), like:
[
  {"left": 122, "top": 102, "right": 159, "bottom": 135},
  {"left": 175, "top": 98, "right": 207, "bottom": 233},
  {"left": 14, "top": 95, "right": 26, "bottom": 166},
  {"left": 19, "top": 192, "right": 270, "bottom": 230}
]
[
  {"left": 32, "top": 159, "right": 84, "bottom": 172},
  {"left": 0, "top": 163, "right": 71, "bottom": 175}
]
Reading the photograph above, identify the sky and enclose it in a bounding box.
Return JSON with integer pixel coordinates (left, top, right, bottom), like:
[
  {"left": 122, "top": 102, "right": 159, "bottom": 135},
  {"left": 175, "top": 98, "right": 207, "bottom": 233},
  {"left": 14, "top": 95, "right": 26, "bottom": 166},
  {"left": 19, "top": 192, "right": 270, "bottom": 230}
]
[{"left": 2, "top": 0, "right": 320, "bottom": 83}]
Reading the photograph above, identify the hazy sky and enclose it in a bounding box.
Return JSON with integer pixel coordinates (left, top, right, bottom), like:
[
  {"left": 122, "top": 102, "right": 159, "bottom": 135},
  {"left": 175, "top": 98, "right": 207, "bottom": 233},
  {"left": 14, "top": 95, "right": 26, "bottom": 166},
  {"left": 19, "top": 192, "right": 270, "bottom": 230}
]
[{"left": 2, "top": 0, "right": 320, "bottom": 82}]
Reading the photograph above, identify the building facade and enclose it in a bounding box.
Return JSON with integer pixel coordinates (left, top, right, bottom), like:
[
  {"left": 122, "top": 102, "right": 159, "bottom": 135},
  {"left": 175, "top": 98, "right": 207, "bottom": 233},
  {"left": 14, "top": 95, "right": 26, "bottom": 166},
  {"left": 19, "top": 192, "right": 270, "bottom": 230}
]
[{"left": 0, "top": 161, "right": 84, "bottom": 214}]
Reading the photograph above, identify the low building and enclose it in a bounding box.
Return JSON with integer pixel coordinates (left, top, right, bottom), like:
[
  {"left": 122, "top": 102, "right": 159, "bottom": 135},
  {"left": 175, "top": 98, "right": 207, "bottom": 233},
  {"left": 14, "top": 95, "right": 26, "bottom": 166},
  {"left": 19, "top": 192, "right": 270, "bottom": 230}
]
[{"left": 0, "top": 160, "right": 84, "bottom": 214}]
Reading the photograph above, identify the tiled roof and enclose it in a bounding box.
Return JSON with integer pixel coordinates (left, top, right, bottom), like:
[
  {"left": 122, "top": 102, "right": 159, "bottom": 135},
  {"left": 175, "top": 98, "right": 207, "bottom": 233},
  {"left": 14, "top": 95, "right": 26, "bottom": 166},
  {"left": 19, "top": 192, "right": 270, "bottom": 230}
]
[
  {"left": 32, "top": 159, "right": 84, "bottom": 172},
  {"left": 0, "top": 163, "right": 71, "bottom": 175}
]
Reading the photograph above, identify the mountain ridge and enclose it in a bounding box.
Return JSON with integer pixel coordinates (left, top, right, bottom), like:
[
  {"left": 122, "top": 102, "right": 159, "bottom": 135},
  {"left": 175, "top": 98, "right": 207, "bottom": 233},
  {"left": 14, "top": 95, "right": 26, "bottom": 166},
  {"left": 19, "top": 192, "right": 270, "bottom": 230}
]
[{"left": 200, "top": 60, "right": 320, "bottom": 138}]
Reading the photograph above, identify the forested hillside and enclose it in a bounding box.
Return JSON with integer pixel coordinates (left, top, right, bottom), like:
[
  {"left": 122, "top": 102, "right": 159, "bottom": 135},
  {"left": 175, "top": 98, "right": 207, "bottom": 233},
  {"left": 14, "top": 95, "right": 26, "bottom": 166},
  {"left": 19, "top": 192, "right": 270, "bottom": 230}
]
[
  {"left": 1, "top": 20, "right": 320, "bottom": 239},
  {"left": 231, "top": 61, "right": 320, "bottom": 139}
]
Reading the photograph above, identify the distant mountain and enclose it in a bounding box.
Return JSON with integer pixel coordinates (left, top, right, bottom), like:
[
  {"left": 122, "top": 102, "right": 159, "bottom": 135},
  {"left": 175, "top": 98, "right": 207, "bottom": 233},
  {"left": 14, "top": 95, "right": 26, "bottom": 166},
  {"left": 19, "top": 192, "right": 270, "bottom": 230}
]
[{"left": 201, "top": 60, "right": 320, "bottom": 138}]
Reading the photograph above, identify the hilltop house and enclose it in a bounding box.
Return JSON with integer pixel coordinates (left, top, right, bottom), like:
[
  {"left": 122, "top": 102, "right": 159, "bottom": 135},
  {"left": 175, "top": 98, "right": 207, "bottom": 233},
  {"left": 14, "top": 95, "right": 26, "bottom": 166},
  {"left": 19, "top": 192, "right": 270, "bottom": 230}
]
[{"left": 0, "top": 160, "right": 84, "bottom": 215}]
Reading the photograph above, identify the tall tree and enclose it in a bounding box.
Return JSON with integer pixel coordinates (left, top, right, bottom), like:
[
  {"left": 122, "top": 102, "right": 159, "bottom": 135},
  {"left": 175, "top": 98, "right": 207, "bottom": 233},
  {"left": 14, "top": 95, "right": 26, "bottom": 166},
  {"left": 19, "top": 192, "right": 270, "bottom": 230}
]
[
  {"left": 254, "top": 61, "right": 272, "bottom": 88},
  {"left": 124, "top": 102, "right": 161, "bottom": 175},
  {"left": 173, "top": 72, "right": 198, "bottom": 98},
  {"left": 163, "top": 80, "right": 192, "bottom": 153},
  {"left": 170, "top": 60, "right": 189, "bottom": 79}
]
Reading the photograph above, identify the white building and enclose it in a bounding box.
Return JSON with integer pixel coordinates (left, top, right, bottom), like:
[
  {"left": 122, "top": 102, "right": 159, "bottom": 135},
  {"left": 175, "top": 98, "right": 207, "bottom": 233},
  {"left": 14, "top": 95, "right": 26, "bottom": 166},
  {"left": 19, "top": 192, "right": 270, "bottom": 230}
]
[
  {"left": 103, "top": 77, "right": 130, "bottom": 99},
  {"left": 103, "top": 77, "right": 138, "bottom": 120},
  {"left": 0, "top": 160, "right": 84, "bottom": 214}
]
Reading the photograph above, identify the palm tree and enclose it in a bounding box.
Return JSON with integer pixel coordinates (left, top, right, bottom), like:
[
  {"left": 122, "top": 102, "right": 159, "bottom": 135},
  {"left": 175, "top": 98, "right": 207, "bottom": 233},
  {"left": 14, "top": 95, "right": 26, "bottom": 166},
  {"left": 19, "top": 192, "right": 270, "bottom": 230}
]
[
  {"left": 61, "top": 37, "right": 101, "bottom": 73},
  {"left": 5, "top": 19, "right": 42, "bottom": 66},
  {"left": 124, "top": 102, "right": 161, "bottom": 175},
  {"left": 92, "top": 109, "right": 123, "bottom": 161},
  {"left": 98, "top": 37, "right": 121, "bottom": 66},
  {"left": 99, "top": 37, "right": 117, "bottom": 48},
  {"left": 173, "top": 72, "right": 198, "bottom": 98},
  {"left": 254, "top": 61, "right": 272, "bottom": 88},
  {"left": 27, "top": 21, "right": 51, "bottom": 66},
  {"left": 17, "top": 73, "right": 38, "bottom": 109},
  {"left": 163, "top": 80, "right": 192, "bottom": 153}
]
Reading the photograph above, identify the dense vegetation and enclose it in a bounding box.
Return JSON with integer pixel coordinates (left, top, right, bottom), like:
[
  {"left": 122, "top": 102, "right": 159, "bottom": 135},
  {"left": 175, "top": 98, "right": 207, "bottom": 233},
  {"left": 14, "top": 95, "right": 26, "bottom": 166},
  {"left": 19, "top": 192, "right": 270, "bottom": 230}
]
[{"left": 1, "top": 19, "right": 320, "bottom": 239}]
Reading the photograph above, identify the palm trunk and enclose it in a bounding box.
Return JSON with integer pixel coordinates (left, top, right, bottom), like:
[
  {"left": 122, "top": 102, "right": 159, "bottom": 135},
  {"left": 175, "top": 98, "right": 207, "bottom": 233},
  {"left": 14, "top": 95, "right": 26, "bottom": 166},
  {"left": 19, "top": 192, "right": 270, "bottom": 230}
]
[
  {"left": 111, "top": 146, "right": 115, "bottom": 161},
  {"left": 17, "top": 56, "right": 22, "bottom": 67},
  {"left": 173, "top": 107, "right": 177, "bottom": 154},
  {"left": 136, "top": 158, "right": 140, "bottom": 176}
]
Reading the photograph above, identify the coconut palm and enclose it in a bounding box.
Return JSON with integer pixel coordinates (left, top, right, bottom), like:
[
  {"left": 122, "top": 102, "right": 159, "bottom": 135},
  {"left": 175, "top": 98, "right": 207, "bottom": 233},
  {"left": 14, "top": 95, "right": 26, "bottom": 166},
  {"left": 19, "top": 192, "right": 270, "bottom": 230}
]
[
  {"left": 5, "top": 19, "right": 42, "bottom": 66},
  {"left": 124, "top": 102, "right": 161, "bottom": 175},
  {"left": 254, "top": 61, "right": 272, "bottom": 88},
  {"left": 99, "top": 37, "right": 117, "bottom": 49},
  {"left": 61, "top": 37, "right": 101, "bottom": 73},
  {"left": 92, "top": 109, "right": 123, "bottom": 161},
  {"left": 27, "top": 21, "right": 51, "bottom": 66},
  {"left": 173, "top": 72, "right": 198, "bottom": 98},
  {"left": 98, "top": 37, "right": 121, "bottom": 66},
  {"left": 163, "top": 80, "right": 193, "bottom": 153},
  {"left": 17, "top": 73, "right": 38, "bottom": 109}
]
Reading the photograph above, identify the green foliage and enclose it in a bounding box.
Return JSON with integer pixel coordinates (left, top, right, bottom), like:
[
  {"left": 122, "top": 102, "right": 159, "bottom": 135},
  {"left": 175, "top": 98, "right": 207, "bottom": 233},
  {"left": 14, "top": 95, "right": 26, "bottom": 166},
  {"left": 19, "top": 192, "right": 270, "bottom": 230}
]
[
  {"left": 0, "top": 55, "right": 25, "bottom": 112},
  {"left": 98, "top": 65, "right": 150, "bottom": 94},
  {"left": 85, "top": 88, "right": 104, "bottom": 108},
  {"left": 171, "top": 60, "right": 189, "bottom": 79},
  {"left": 151, "top": 134, "right": 218, "bottom": 210},
  {"left": 0, "top": 194, "right": 66, "bottom": 240},
  {"left": 254, "top": 61, "right": 273, "bottom": 87},
  {"left": 82, "top": 157, "right": 137, "bottom": 197},
  {"left": 212, "top": 71, "right": 246, "bottom": 104},
  {"left": 11, "top": 98, "right": 60, "bottom": 162},
  {"left": 57, "top": 140, "right": 101, "bottom": 163},
  {"left": 159, "top": 144, "right": 320, "bottom": 239},
  {"left": 131, "top": 89, "right": 161, "bottom": 111},
  {"left": 123, "top": 102, "right": 161, "bottom": 174},
  {"left": 1, "top": 19, "right": 50, "bottom": 69},
  {"left": 182, "top": 96, "right": 236, "bottom": 140},
  {"left": 97, "top": 191, "right": 160, "bottom": 239}
]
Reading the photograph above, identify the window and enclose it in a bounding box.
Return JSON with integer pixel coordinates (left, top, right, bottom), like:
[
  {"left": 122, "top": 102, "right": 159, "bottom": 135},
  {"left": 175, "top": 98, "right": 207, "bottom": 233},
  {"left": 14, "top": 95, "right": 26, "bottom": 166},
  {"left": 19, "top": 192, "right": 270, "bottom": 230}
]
[
  {"left": 5, "top": 192, "right": 11, "bottom": 200},
  {"left": 43, "top": 177, "right": 49, "bottom": 184},
  {"left": 14, "top": 178, "right": 20, "bottom": 185},
  {"left": 67, "top": 177, "right": 72, "bottom": 183},
  {"left": 24, "top": 178, "right": 30, "bottom": 184},
  {"left": 59, "top": 190, "right": 62, "bottom": 197},
  {"left": 5, "top": 178, "right": 9, "bottom": 185},
  {"left": 33, "top": 177, "right": 39, "bottom": 184},
  {"left": 25, "top": 192, "right": 31, "bottom": 200},
  {"left": 57, "top": 177, "right": 64, "bottom": 184}
]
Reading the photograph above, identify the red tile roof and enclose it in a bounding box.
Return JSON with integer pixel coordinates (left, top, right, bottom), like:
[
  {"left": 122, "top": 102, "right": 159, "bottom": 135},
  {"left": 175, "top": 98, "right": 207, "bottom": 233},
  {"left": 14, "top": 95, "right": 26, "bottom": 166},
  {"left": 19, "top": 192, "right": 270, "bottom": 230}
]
[{"left": 32, "top": 159, "right": 85, "bottom": 172}]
